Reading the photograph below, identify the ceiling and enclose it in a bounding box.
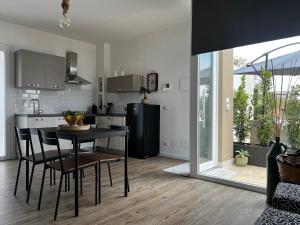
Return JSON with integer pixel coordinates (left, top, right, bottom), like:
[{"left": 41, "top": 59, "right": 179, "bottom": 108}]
[{"left": 0, "top": 0, "right": 191, "bottom": 44}]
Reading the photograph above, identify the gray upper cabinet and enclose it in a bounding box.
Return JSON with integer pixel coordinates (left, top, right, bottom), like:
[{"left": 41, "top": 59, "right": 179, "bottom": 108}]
[
  {"left": 16, "top": 50, "right": 46, "bottom": 89},
  {"left": 107, "top": 75, "right": 143, "bottom": 93},
  {"left": 16, "top": 49, "right": 66, "bottom": 90},
  {"left": 45, "top": 55, "right": 66, "bottom": 90}
]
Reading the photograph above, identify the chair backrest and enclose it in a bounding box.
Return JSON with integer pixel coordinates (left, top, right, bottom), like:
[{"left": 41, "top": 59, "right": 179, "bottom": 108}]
[
  {"left": 38, "top": 129, "right": 64, "bottom": 170},
  {"left": 15, "top": 127, "right": 35, "bottom": 161}
]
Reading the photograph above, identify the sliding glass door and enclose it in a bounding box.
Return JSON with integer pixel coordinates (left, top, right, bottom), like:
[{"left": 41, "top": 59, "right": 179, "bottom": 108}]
[{"left": 197, "top": 53, "right": 218, "bottom": 172}]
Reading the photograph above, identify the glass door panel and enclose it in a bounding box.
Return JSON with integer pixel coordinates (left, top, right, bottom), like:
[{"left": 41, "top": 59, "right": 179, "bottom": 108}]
[{"left": 198, "top": 53, "right": 218, "bottom": 172}]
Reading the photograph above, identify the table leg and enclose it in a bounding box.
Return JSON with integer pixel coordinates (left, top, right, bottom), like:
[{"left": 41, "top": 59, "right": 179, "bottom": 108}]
[
  {"left": 26, "top": 140, "right": 29, "bottom": 191},
  {"left": 124, "top": 133, "right": 128, "bottom": 197},
  {"left": 74, "top": 137, "right": 79, "bottom": 217}
]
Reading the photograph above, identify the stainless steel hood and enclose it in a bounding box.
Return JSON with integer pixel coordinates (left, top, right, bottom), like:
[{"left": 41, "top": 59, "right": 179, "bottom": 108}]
[{"left": 66, "top": 52, "right": 91, "bottom": 85}]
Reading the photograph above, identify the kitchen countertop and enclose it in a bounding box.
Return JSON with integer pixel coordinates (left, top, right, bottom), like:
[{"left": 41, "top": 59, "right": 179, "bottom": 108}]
[{"left": 15, "top": 113, "right": 127, "bottom": 117}]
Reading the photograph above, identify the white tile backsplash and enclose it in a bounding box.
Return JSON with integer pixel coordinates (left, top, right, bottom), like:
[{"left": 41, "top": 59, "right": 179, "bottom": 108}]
[{"left": 14, "top": 85, "right": 94, "bottom": 114}]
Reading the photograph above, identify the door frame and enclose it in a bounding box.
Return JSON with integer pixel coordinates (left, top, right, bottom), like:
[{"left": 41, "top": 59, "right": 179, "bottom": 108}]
[
  {"left": 190, "top": 52, "right": 266, "bottom": 194},
  {"left": 0, "top": 43, "right": 15, "bottom": 160},
  {"left": 192, "top": 52, "right": 219, "bottom": 173}
]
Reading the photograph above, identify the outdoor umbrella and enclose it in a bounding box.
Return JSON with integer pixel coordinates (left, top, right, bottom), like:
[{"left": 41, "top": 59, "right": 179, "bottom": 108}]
[{"left": 234, "top": 50, "right": 300, "bottom": 75}]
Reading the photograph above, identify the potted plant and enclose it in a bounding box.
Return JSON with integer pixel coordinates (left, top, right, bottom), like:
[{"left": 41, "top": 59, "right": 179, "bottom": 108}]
[
  {"left": 140, "top": 87, "right": 151, "bottom": 104},
  {"left": 235, "top": 149, "right": 250, "bottom": 167}
]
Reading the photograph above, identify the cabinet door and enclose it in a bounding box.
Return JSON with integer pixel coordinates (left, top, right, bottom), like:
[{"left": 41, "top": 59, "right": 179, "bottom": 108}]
[
  {"left": 45, "top": 55, "right": 66, "bottom": 90},
  {"left": 111, "top": 117, "right": 126, "bottom": 151},
  {"left": 107, "top": 76, "right": 132, "bottom": 93},
  {"left": 16, "top": 50, "right": 46, "bottom": 89}
]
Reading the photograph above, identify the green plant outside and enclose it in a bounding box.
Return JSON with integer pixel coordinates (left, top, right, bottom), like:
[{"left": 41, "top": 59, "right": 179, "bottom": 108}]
[
  {"left": 286, "top": 85, "right": 300, "bottom": 149},
  {"left": 252, "top": 69, "right": 274, "bottom": 146},
  {"left": 233, "top": 75, "right": 251, "bottom": 144}
]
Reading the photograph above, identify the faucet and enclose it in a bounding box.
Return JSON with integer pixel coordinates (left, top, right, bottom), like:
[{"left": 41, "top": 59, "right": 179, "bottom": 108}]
[{"left": 30, "top": 99, "right": 43, "bottom": 114}]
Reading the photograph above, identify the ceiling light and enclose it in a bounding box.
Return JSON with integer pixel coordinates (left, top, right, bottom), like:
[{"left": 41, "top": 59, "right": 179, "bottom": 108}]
[{"left": 59, "top": 0, "right": 71, "bottom": 30}]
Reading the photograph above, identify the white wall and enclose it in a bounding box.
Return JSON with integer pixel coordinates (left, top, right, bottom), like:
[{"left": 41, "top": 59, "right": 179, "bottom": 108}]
[
  {"left": 0, "top": 20, "right": 97, "bottom": 92},
  {"left": 107, "top": 22, "right": 191, "bottom": 160}
]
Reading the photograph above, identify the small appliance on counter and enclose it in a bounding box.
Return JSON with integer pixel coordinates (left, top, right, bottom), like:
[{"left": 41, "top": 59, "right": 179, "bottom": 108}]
[{"left": 127, "top": 103, "right": 160, "bottom": 158}]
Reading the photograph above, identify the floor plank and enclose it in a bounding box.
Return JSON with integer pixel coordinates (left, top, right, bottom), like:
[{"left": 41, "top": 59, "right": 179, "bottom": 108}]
[{"left": 0, "top": 157, "right": 266, "bottom": 225}]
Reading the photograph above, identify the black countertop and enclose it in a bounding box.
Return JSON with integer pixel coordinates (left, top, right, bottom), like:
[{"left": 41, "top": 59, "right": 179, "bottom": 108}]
[{"left": 15, "top": 113, "right": 127, "bottom": 117}]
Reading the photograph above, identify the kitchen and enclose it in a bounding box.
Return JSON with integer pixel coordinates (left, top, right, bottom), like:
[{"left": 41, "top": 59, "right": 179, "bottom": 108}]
[
  {"left": 0, "top": 1, "right": 192, "bottom": 223},
  {"left": 14, "top": 49, "right": 160, "bottom": 159}
]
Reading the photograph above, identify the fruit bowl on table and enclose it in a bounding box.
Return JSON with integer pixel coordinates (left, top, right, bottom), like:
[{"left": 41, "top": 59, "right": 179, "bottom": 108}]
[{"left": 59, "top": 111, "right": 90, "bottom": 131}]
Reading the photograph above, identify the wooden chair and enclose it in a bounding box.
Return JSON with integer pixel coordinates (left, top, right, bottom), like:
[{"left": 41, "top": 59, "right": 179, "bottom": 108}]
[
  {"left": 37, "top": 129, "right": 99, "bottom": 220},
  {"left": 14, "top": 127, "right": 71, "bottom": 203}
]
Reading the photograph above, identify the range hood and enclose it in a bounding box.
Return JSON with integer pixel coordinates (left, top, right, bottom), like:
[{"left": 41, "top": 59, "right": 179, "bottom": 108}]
[{"left": 66, "top": 52, "right": 91, "bottom": 85}]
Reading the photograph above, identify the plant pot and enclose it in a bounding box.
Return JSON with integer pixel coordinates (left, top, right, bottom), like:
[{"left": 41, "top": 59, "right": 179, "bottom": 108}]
[
  {"left": 233, "top": 143, "right": 269, "bottom": 167},
  {"left": 141, "top": 98, "right": 148, "bottom": 104},
  {"left": 235, "top": 156, "right": 248, "bottom": 167}
]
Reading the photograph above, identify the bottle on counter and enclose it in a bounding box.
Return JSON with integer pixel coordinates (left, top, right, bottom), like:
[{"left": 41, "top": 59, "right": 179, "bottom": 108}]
[{"left": 92, "top": 103, "right": 98, "bottom": 114}]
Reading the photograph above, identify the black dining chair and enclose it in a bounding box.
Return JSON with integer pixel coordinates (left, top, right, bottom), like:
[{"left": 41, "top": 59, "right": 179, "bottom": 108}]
[
  {"left": 37, "top": 129, "right": 99, "bottom": 220},
  {"left": 79, "top": 125, "right": 127, "bottom": 187},
  {"left": 80, "top": 125, "right": 130, "bottom": 197},
  {"left": 14, "top": 127, "right": 72, "bottom": 203}
]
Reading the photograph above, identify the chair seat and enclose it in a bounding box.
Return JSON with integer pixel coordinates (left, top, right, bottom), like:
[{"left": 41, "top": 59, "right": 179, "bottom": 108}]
[
  {"left": 48, "top": 157, "right": 98, "bottom": 172},
  {"left": 255, "top": 208, "right": 300, "bottom": 225},
  {"left": 25, "top": 149, "right": 72, "bottom": 163},
  {"left": 79, "top": 152, "right": 121, "bottom": 163},
  {"left": 272, "top": 182, "right": 300, "bottom": 214}
]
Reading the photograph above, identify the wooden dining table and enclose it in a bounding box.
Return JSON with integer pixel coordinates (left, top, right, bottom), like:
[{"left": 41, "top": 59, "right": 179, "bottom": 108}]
[{"left": 29, "top": 127, "right": 129, "bottom": 217}]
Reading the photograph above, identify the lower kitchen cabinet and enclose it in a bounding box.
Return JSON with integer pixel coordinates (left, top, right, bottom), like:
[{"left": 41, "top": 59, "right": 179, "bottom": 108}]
[{"left": 96, "top": 116, "right": 126, "bottom": 151}]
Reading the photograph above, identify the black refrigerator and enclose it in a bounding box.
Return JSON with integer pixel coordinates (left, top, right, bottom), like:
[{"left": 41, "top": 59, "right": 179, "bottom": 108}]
[{"left": 127, "top": 103, "right": 160, "bottom": 158}]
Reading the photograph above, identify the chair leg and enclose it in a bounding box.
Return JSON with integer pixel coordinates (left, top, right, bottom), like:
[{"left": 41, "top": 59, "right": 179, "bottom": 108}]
[
  {"left": 26, "top": 164, "right": 35, "bottom": 203},
  {"left": 127, "top": 176, "right": 130, "bottom": 192},
  {"left": 54, "top": 173, "right": 63, "bottom": 220},
  {"left": 80, "top": 170, "right": 83, "bottom": 196},
  {"left": 37, "top": 167, "right": 46, "bottom": 210},
  {"left": 65, "top": 174, "right": 67, "bottom": 192},
  {"left": 54, "top": 168, "right": 56, "bottom": 185},
  {"left": 50, "top": 167, "right": 52, "bottom": 186},
  {"left": 14, "top": 159, "right": 22, "bottom": 196},
  {"left": 107, "top": 162, "right": 113, "bottom": 186},
  {"left": 68, "top": 173, "right": 70, "bottom": 191},
  {"left": 95, "top": 164, "right": 98, "bottom": 205},
  {"left": 98, "top": 163, "right": 101, "bottom": 204}
]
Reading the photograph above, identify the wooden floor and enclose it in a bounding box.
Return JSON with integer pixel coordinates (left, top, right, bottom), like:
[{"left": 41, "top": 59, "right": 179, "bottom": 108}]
[{"left": 0, "top": 157, "right": 267, "bottom": 225}]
